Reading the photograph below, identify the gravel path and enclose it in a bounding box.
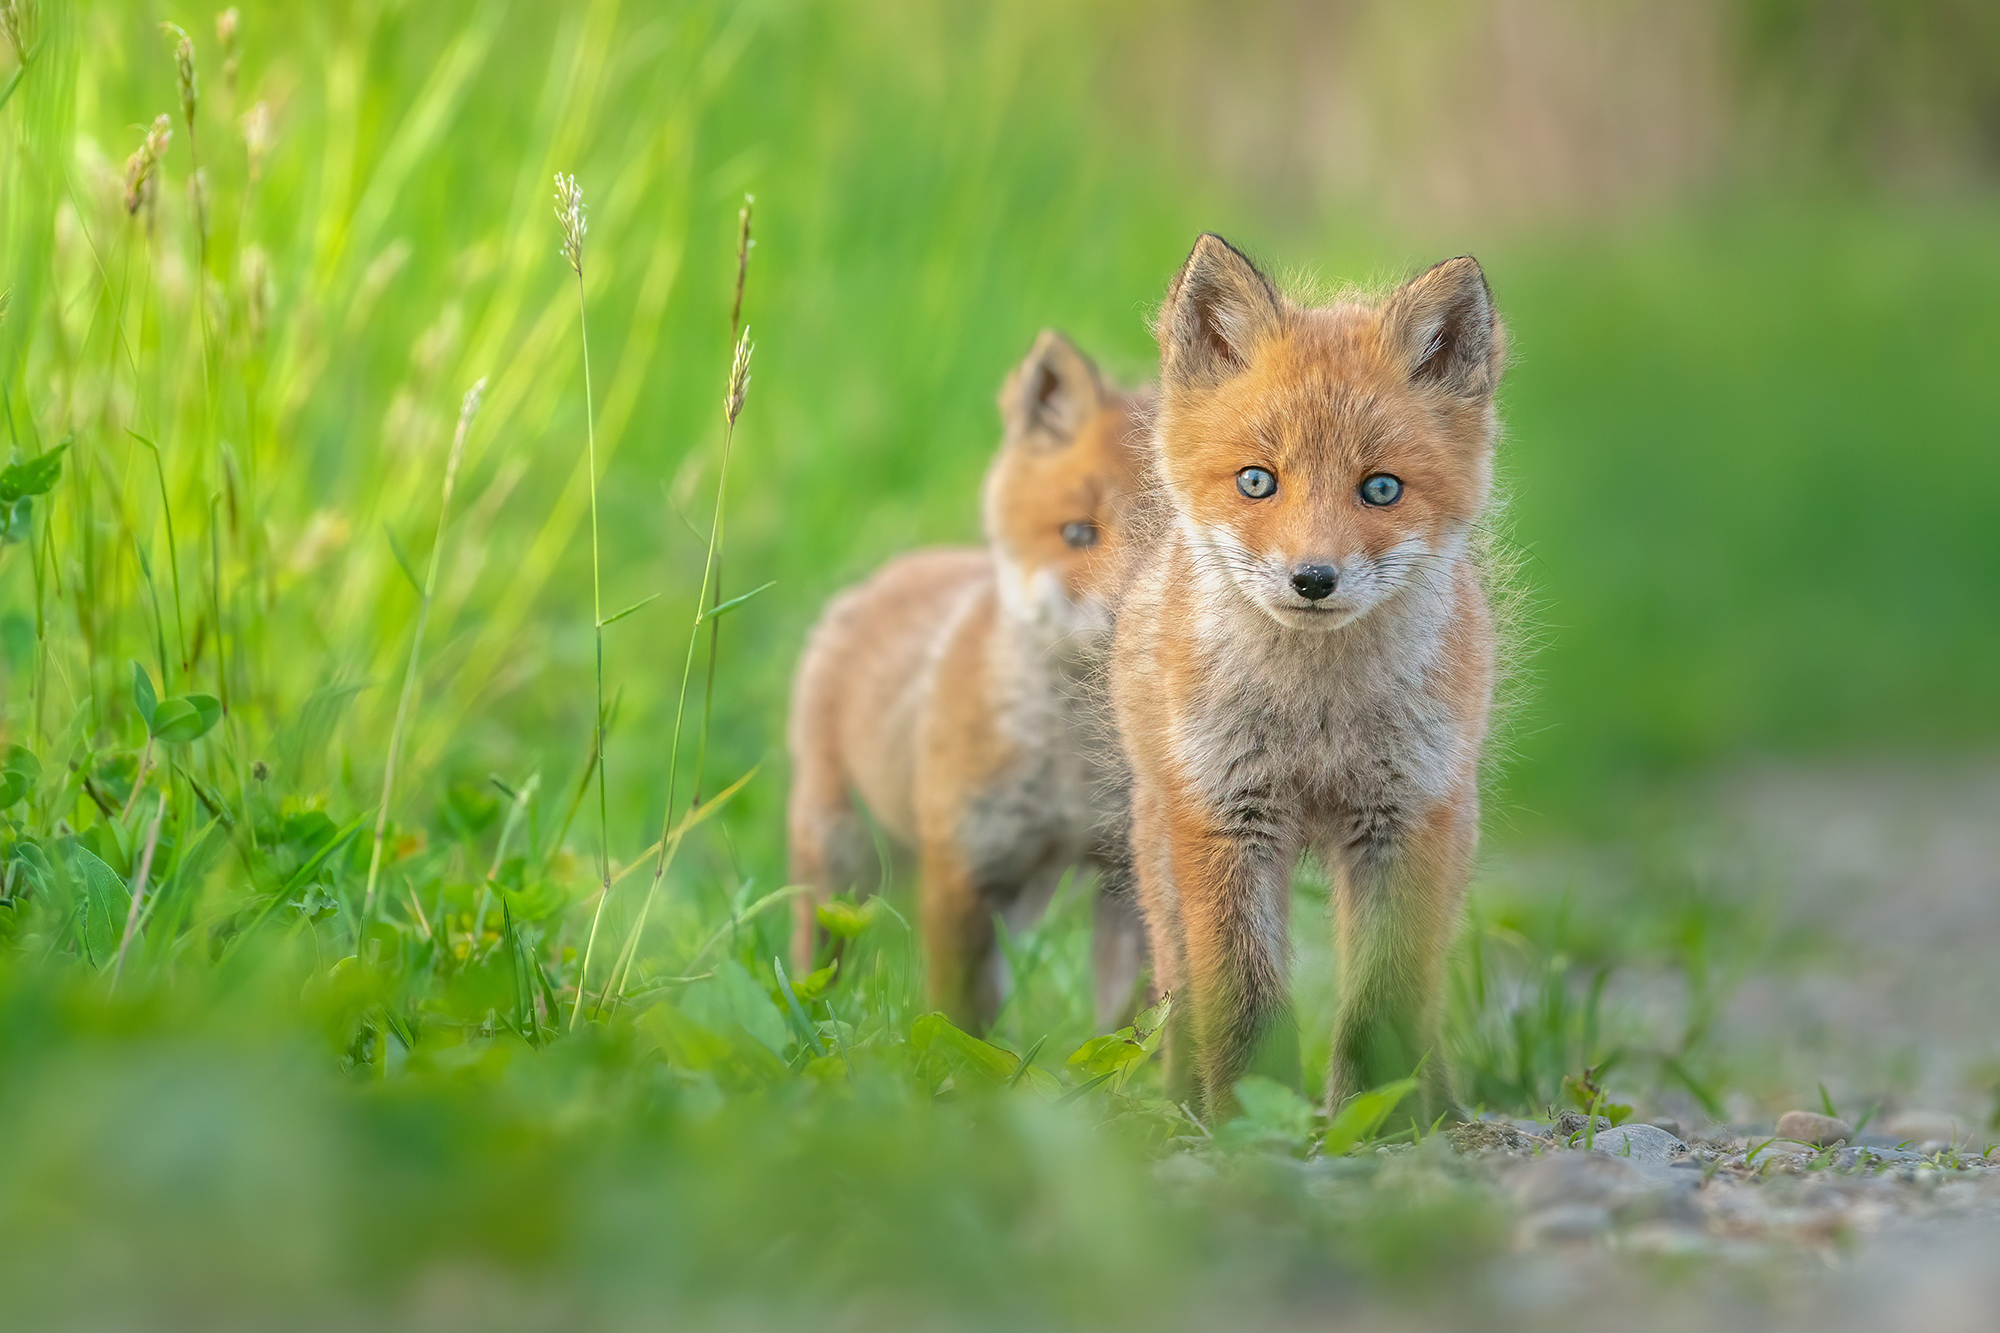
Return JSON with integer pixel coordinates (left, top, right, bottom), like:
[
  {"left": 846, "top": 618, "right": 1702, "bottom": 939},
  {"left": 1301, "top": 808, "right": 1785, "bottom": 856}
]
[{"left": 1448, "top": 759, "right": 2000, "bottom": 1329}]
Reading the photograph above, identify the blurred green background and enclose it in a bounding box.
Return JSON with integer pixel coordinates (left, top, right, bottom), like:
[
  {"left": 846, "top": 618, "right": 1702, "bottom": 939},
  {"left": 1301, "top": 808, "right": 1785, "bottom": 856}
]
[
  {"left": 2, "top": 0, "right": 1998, "bottom": 1324},
  {"left": 11, "top": 0, "right": 1999, "bottom": 855}
]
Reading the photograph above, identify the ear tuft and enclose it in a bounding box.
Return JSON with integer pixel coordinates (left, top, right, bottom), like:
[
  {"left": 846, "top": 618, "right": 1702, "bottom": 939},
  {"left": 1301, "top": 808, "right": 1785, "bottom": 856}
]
[
  {"left": 1381, "top": 256, "right": 1504, "bottom": 398},
  {"left": 1001, "top": 330, "right": 1104, "bottom": 446},
  {"left": 1156, "top": 233, "right": 1285, "bottom": 389}
]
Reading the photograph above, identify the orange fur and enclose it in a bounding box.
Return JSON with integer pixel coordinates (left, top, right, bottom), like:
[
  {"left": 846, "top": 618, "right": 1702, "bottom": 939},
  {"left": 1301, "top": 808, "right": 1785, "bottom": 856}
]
[
  {"left": 788, "top": 332, "right": 1151, "bottom": 1029},
  {"left": 1110, "top": 235, "right": 1506, "bottom": 1120}
]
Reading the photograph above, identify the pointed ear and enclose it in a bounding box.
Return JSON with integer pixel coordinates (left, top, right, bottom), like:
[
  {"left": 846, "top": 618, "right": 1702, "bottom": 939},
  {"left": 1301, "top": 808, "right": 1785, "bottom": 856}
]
[
  {"left": 1000, "top": 329, "right": 1105, "bottom": 446},
  {"left": 1156, "top": 233, "right": 1286, "bottom": 390},
  {"left": 1380, "top": 256, "right": 1504, "bottom": 398}
]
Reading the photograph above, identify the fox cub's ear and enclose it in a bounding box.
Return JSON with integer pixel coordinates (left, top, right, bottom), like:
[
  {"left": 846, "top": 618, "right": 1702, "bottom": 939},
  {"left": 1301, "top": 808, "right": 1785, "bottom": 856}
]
[
  {"left": 1002, "top": 330, "right": 1105, "bottom": 447},
  {"left": 1157, "top": 233, "right": 1285, "bottom": 390},
  {"left": 1381, "top": 256, "right": 1505, "bottom": 399}
]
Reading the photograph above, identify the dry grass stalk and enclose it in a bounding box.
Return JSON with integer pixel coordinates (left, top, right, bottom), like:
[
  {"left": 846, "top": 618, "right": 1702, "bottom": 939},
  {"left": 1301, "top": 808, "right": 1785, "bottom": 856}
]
[
  {"left": 110, "top": 794, "right": 170, "bottom": 989},
  {"left": 691, "top": 196, "right": 754, "bottom": 807},
  {"left": 605, "top": 319, "right": 756, "bottom": 1015},
  {"left": 556, "top": 171, "right": 615, "bottom": 1031}
]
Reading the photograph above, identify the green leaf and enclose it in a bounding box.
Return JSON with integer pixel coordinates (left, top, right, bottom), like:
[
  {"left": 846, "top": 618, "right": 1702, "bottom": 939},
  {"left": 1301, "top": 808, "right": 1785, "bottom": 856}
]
[
  {"left": 698, "top": 579, "right": 775, "bottom": 623},
  {"left": 814, "top": 895, "right": 879, "bottom": 939},
  {"left": 0, "top": 442, "right": 67, "bottom": 503},
  {"left": 151, "top": 694, "right": 222, "bottom": 744},
  {"left": 1220, "top": 1076, "right": 1315, "bottom": 1147},
  {"left": 772, "top": 957, "right": 828, "bottom": 1057},
  {"left": 1054, "top": 1069, "right": 1117, "bottom": 1106},
  {"left": 789, "top": 957, "right": 838, "bottom": 1003},
  {"left": 147, "top": 698, "right": 195, "bottom": 740},
  {"left": 279, "top": 810, "right": 340, "bottom": 854},
  {"left": 597, "top": 592, "right": 660, "bottom": 628},
  {"left": 0, "top": 744, "right": 38, "bottom": 808},
  {"left": 678, "top": 959, "right": 789, "bottom": 1059},
  {"left": 1066, "top": 1032, "right": 1151, "bottom": 1078},
  {"left": 132, "top": 661, "right": 158, "bottom": 727},
  {"left": 1320, "top": 1078, "right": 1420, "bottom": 1157},
  {"left": 67, "top": 845, "right": 131, "bottom": 967},
  {"left": 1065, "top": 991, "right": 1172, "bottom": 1079},
  {"left": 911, "top": 1012, "right": 1019, "bottom": 1085}
]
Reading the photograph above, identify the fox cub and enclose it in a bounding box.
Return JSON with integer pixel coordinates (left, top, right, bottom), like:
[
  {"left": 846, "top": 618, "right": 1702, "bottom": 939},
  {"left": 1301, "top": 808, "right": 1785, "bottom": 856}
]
[
  {"left": 1111, "top": 235, "right": 1505, "bottom": 1120},
  {"left": 788, "top": 331, "right": 1150, "bottom": 1030}
]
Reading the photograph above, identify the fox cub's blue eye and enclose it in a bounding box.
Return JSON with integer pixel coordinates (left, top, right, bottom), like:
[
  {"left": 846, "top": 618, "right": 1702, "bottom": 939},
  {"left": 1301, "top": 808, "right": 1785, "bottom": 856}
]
[
  {"left": 1360, "top": 473, "right": 1403, "bottom": 506},
  {"left": 1237, "top": 467, "right": 1277, "bottom": 499},
  {"left": 1061, "top": 520, "right": 1100, "bottom": 549}
]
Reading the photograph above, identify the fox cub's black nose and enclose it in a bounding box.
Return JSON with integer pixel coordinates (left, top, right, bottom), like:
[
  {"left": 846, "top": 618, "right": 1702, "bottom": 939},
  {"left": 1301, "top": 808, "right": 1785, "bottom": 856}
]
[{"left": 1290, "top": 564, "right": 1339, "bottom": 601}]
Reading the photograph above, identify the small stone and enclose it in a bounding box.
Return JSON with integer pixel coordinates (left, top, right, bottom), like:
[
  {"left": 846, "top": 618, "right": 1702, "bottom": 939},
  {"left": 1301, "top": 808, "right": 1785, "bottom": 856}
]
[
  {"left": 1775, "top": 1109, "right": 1852, "bottom": 1147},
  {"left": 1579, "top": 1123, "right": 1690, "bottom": 1166}
]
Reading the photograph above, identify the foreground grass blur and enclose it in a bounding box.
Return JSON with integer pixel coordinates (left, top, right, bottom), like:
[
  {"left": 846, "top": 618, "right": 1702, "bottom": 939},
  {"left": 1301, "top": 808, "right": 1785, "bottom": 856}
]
[{"left": 2, "top": 0, "right": 1997, "bottom": 1323}]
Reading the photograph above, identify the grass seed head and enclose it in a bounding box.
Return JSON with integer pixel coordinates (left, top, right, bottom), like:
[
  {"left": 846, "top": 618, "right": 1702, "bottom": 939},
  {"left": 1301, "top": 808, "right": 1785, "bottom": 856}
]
[
  {"left": 122, "top": 114, "right": 174, "bottom": 216},
  {"left": 448, "top": 377, "right": 487, "bottom": 483},
  {"left": 240, "top": 245, "right": 270, "bottom": 344},
  {"left": 215, "top": 8, "right": 238, "bottom": 89},
  {"left": 162, "top": 23, "right": 198, "bottom": 128},
  {"left": 241, "top": 100, "right": 269, "bottom": 180},
  {"left": 553, "top": 173, "right": 586, "bottom": 277},
  {"left": 725, "top": 326, "right": 753, "bottom": 426},
  {"left": 0, "top": 0, "right": 33, "bottom": 66},
  {"left": 730, "top": 193, "right": 754, "bottom": 334}
]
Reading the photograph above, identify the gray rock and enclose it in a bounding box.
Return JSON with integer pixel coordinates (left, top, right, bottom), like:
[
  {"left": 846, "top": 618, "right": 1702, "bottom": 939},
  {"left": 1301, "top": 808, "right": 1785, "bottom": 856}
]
[
  {"left": 1578, "top": 1122, "right": 1691, "bottom": 1166},
  {"left": 1775, "top": 1109, "right": 1853, "bottom": 1146}
]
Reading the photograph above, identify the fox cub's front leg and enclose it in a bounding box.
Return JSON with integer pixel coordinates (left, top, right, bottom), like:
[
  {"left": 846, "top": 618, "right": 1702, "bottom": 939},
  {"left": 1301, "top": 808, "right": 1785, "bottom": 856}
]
[
  {"left": 1141, "top": 765, "right": 1301, "bottom": 1117},
  {"left": 1323, "top": 794, "right": 1477, "bottom": 1122}
]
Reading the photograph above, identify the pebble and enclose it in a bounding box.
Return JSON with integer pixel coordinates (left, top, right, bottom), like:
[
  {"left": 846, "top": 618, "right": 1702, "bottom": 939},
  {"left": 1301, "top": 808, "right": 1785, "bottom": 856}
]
[
  {"left": 1775, "top": 1109, "right": 1853, "bottom": 1146},
  {"left": 1581, "top": 1123, "right": 1691, "bottom": 1166}
]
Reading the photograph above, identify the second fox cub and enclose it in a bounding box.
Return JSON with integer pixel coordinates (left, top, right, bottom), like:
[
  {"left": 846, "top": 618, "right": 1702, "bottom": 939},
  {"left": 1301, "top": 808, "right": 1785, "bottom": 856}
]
[
  {"left": 789, "top": 332, "right": 1149, "bottom": 1030},
  {"left": 1111, "top": 235, "right": 1506, "bottom": 1121}
]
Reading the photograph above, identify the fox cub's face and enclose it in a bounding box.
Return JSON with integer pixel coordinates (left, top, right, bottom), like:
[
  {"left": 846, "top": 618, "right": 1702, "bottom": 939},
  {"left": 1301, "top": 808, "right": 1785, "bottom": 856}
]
[
  {"left": 1154, "top": 235, "right": 1505, "bottom": 632},
  {"left": 984, "top": 331, "right": 1144, "bottom": 636}
]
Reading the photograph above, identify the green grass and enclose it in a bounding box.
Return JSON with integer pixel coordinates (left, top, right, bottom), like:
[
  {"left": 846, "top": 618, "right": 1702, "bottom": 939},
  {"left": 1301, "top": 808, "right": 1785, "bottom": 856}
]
[{"left": 2, "top": 0, "right": 1998, "bottom": 1324}]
